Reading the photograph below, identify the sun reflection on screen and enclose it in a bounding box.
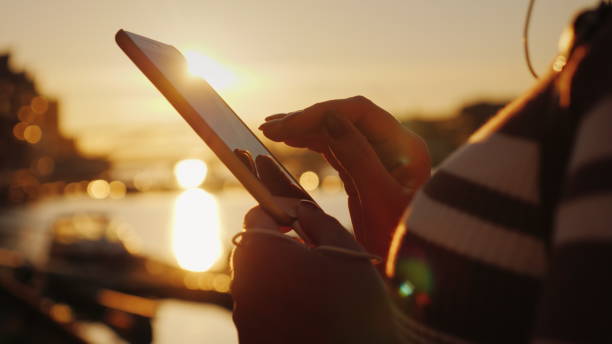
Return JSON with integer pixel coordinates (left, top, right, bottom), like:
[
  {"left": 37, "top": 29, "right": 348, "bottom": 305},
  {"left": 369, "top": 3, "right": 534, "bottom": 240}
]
[
  {"left": 184, "top": 51, "right": 236, "bottom": 91},
  {"left": 172, "top": 188, "right": 223, "bottom": 272}
]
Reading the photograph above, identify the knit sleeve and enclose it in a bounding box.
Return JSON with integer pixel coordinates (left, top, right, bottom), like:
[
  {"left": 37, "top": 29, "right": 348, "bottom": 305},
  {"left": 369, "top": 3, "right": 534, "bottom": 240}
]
[{"left": 532, "top": 96, "right": 612, "bottom": 343}]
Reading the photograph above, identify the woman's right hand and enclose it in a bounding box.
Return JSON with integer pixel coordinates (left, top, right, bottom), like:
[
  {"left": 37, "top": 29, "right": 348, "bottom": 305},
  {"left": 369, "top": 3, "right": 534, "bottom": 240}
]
[{"left": 258, "top": 96, "right": 431, "bottom": 260}]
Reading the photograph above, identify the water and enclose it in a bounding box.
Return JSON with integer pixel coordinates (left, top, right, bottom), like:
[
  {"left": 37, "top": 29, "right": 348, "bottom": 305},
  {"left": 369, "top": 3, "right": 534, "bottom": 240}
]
[{"left": 5, "top": 189, "right": 349, "bottom": 343}]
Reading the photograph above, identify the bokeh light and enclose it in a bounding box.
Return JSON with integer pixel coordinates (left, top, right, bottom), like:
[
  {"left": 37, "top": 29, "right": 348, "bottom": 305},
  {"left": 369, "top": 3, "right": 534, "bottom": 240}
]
[
  {"left": 49, "top": 304, "right": 73, "bottom": 323},
  {"left": 87, "top": 179, "right": 110, "bottom": 199},
  {"left": 18, "top": 106, "right": 36, "bottom": 123},
  {"left": 174, "top": 159, "right": 207, "bottom": 189},
  {"left": 212, "top": 274, "right": 230, "bottom": 293},
  {"left": 321, "top": 175, "right": 342, "bottom": 193},
  {"left": 30, "top": 96, "right": 49, "bottom": 114},
  {"left": 109, "top": 181, "right": 127, "bottom": 199},
  {"left": 23, "top": 124, "right": 42, "bottom": 144},
  {"left": 34, "top": 156, "right": 55, "bottom": 176},
  {"left": 133, "top": 172, "right": 153, "bottom": 192},
  {"left": 299, "top": 171, "right": 319, "bottom": 191},
  {"left": 63, "top": 182, "right": 80, "bottom": 197},
  {"left": 12, "top": 122, "right": 28, "bottom": 140}
]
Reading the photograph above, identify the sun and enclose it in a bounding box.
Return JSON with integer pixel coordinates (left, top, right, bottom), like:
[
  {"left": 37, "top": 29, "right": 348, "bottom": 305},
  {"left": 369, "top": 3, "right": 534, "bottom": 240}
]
[
  {"left": 174, "top": 159, "right": 208, "bottom": 189},
  {"left": 184, "top": 50, "right": 237, "bottom": 90}
]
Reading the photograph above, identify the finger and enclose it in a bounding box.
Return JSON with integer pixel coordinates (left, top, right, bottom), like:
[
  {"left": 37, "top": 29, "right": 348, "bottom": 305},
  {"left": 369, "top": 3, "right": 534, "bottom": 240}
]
[
  {"left": 324, "top": 113, "right": 398, "bottom": 194},
  {"left": 322, "top": 147, "right": 365, "bottom": 235},
  {"left": 322, "top": 148, "right": 364, "bottom": 224},
  {"left": 389, "top": 160, "right": 429, "bottom": 192},
  {"left": 283, "top": 135, "right": 329, "bottom": 153},
  {"left": 263, "top": 110, "right": 302, "bottom": 122},
  {"left": 325, "top": 113, "right": 413, "bottom": 248},
  {"left": 236, "top": 206, "right": 309, "bottom": 268},
  {"left": 259, "top": 96, "right": 400, "bottom": 143},
  {"left": 232, "top": 209, "right": 310, "bottom": 298},
  {"left": 322, "top": 147, "right": 358, "bottom": 197},
  {"left": 243, "top": 206, "right": 279, "bottom": 231},
  {"left": 234, "top": 149, "right": 258, "bottom": 176},
  {"left": 243, "top": 200, "right": 295, "bottom": 234},
  {"left": 296, "top": 200, "right": 363, "bottom": 251},
  {"left": 254, "top": 155, "right": 310, "bottom": 199},
  {"left": 259, "top": 96, "right": 431, "bottom": 191},
  {"left": 264, "top": 113, "right": 287, "bottom": 121}
]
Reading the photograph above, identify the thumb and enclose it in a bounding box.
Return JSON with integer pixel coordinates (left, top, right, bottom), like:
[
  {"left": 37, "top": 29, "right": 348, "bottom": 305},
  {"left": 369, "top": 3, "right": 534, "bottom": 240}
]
[
  {"left": 243, "top": 205, "right": 279, "bottom": 231},
  {"left": 296, "top": 200, "right": 363, "bottom": 251}
]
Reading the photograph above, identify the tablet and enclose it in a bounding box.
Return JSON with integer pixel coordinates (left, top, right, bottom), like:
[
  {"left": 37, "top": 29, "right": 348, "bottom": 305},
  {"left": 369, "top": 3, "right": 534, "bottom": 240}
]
[{"left": 115, "top": 29, "right": 314, "bottom": 240}]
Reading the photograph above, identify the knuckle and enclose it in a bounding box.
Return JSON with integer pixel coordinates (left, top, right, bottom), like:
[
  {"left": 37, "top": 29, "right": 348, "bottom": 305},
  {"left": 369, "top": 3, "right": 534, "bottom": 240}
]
[
  {"left": 308, "top": 98, "right": 344, "bottom": 114},
  {"left": 243, "top": 206, "right": 276, "bottom": 229},
  {"left": 309, "top": 100, "right": 332, "bottom": 112},
  {"left": 349, "top": 95, "right": 372, "bottom": 105},
  {"left": 243, "top": 207, "right": 260, "bottom": 225}
]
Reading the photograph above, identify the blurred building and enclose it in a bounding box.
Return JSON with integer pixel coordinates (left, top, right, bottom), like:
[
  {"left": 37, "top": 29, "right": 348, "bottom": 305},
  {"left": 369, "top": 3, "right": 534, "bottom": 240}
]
[
  {"left": 402, "top": 100, "right": 508, "bottom": 166},
  {"left": 0, "top": 53, "right": 109, "bottom": 205}
]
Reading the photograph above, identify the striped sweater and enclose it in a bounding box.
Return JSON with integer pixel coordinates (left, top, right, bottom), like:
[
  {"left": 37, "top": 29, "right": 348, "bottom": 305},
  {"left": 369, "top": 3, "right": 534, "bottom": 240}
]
[{"left": 389, "top": 87, "right": 612, "bottom": 344}]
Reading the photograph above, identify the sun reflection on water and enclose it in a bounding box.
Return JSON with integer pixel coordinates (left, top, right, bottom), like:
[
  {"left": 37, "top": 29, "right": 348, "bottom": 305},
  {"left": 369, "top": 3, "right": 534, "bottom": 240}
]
[{"left": 172, "top": 188, "right": 223, "bottom": 272}]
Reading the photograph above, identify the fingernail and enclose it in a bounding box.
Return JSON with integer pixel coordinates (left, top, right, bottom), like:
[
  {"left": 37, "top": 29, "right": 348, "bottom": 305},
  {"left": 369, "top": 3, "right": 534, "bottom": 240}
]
[
  {"left": 325, "top": 114, "right": 348, "bottom": 139},
  {"left": 258, "top": 119, "right": 282, "bottom": 130},
  {"left": 299, "top": 200, "right": 319, "bottom": 210},
  {"left": 265, "top": 113, "right": 286, "bottom": 121}
]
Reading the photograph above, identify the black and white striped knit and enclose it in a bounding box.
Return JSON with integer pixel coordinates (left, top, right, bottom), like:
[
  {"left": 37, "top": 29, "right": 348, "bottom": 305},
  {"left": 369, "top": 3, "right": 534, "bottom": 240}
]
[{"left": 389, "top": 89, "right": 612, "bottom": 344}]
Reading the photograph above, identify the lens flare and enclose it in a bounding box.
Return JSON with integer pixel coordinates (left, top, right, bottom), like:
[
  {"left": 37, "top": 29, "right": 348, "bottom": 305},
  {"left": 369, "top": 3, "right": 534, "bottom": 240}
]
[{"left": 398, "top": 281, "right": 415, "bottom": 298}]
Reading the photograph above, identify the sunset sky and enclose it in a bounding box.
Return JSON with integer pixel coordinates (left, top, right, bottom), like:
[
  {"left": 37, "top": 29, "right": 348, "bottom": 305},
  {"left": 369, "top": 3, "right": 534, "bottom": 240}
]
[{"left": 0, "top": 0, "right": 597, "bottom": 162}]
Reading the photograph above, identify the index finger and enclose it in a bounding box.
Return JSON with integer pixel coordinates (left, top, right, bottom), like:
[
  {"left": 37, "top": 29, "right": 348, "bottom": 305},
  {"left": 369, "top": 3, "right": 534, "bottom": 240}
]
[{"left": 259, "top": 96, "right": 402, "bottom": 143}]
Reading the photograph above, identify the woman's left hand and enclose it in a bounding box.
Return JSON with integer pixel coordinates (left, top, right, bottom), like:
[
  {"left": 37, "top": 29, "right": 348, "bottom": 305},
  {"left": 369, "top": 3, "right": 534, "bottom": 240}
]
[{"left": 231, "top": 202, "right": 402, "bottom": 344}]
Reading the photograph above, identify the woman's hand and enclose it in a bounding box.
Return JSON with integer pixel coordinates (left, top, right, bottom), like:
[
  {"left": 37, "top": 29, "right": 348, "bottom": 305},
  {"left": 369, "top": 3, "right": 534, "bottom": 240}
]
[
  {"left": 259, "top": 96, "right": 431, "bottom": 259},
  {"left": 231, "top": 203, "right": 403, "bottom": 344}
]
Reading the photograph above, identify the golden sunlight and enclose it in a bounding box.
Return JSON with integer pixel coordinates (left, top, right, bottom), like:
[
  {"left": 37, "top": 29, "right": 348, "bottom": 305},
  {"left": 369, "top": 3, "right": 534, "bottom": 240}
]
[
  {"left": 184, "top": 51, "right": 237, "bottom": 90},
  {"left": 174, "top": 159, "right": 208, "bottom": 189},
  {"left": 172, "top": 188, "right": 223, "bottom": 272}
]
